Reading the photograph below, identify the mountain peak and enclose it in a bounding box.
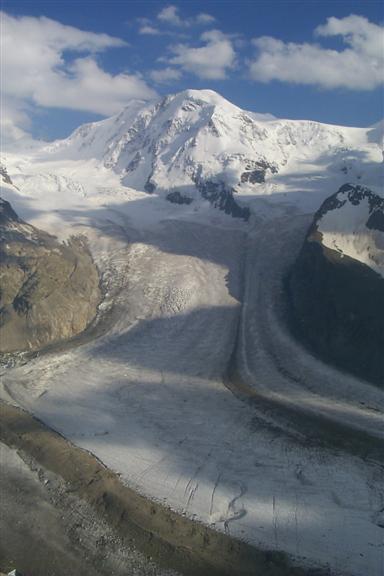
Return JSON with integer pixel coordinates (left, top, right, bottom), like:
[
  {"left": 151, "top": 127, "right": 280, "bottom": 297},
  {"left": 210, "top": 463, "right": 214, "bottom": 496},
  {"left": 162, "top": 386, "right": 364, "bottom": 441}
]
[
  {"left": 312, "top": 184, "right": 384, "bottom": 277},
  {"left": 153, "top": 89, "right": 241, "bottom": 120},
  {"left": 37, "top": 89, "right": 382, "bottom": 219},
  {"left": 167, "top": 88, "right": 235, "bottom": 107}
]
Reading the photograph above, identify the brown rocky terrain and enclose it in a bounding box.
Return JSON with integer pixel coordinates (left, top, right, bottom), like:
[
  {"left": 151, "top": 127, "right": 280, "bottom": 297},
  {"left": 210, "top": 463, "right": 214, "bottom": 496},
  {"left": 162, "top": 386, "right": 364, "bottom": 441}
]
[{"left": 0, "top": 198, "right": 101, "bottom": 353}]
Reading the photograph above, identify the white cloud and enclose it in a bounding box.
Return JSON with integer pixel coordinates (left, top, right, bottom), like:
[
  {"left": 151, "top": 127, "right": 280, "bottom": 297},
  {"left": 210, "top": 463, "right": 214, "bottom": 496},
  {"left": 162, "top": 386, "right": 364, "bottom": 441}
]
[
  {"left": 0, "top": 97, "right": 34, "bottom": 145},
  {"left": 136, "top": 16, "right": 187, "bottom": 38},
  {"left": 32, "top": 58, "right": 156, "bottom": 114},
  {"left": 315, "top": 14, "right": 383, "bottom": 60},
  {"left": 196, "top": 13, "right": 216, "bottom": 25},
  {"left": 249, "top": 15, "right": 384, "bottom": 90},
  {"left": 150, "top": 67, "right": 181, "bottom": 84},
  {"left": 158, "top": 5, "right": 183, "bottom": 26},
  {"left": 168, "top": 30, "right": 235, "bottom": 79},
  {"left": 139, "top": 24, "right": 161, "bottom": 35},
  {"left": 0, "top": 11, "right": 157, "bottom": 137},
  {"left": 157, "top": 5, "right": 215, "bottom": 28}
]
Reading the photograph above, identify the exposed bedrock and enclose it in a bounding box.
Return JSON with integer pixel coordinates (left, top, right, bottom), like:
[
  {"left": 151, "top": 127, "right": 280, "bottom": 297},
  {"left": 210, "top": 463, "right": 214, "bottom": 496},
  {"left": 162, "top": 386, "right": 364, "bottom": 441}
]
[
  {"left": 0, "top": 198, "right": 101, "bottom": 353},
  {"left": 166, "top": 190, "right": 193, "bottom": 205},
  {"left": 195, "top": 178, "right": 250, "bottom": 220},
  {"left": 286, "top": 185, "right": 384, "bottom": 387}
]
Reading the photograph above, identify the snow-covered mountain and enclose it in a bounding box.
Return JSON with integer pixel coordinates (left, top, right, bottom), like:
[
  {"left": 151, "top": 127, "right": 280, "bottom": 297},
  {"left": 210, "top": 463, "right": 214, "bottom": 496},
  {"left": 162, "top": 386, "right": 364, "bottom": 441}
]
[
  {"left": 2, "top": 91, "right": 384, "bottom": 576},
  {"left": 287, "top": 184, "right": 384, "bottom": 386},
  {"left": 24, "top": 89, "right": 381, "bottom": 217},
  {"left": 314, "top": 183, "right": 384, "bottom": 277},
  {"left": 1, "top": 88, "right": 383, "bottom": 236}
]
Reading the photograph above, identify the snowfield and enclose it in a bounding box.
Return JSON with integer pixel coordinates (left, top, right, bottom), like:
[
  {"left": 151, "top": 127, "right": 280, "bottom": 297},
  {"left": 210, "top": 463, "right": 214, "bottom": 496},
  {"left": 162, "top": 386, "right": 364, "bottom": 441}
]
[{"left": 1, "top": 90, "right": 384, "bottom": 576}]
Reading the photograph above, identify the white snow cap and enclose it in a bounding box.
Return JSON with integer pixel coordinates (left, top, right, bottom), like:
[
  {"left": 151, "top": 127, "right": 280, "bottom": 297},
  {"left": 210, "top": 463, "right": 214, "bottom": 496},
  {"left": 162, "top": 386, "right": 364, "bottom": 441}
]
[{"left": 34, "top": 88, "right": 382, "bottom": 204}]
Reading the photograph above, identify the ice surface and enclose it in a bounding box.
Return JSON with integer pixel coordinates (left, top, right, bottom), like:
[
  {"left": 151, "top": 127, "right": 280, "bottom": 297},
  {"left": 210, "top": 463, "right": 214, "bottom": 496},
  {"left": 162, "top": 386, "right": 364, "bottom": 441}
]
[{"left": 1, "top": 90, "right": 383, "bottom": 576}]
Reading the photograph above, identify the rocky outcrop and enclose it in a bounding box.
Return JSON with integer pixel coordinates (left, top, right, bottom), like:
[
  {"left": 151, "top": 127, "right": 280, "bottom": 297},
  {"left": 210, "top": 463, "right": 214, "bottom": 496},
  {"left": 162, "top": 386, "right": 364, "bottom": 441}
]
[
  {"left": 194, "top": 178, "right": 250, "bottom": 220},
  {"left": 0, "top": 198, "right": 101, "bottom": 353},
  {"left": 166, "top": 191, "right": 193, "bottom": 205},
  {"left": 240, "top": 160, "right": 278, "bottom": 184},
  {"left": 0, "top": 162, "right": 15, "bottom": 187},
  {"left": 286, "top": 185, "right": 384, "bottom": 387},
  {"left": 144, "top": 177, "right": 156, "bottom": 193}
]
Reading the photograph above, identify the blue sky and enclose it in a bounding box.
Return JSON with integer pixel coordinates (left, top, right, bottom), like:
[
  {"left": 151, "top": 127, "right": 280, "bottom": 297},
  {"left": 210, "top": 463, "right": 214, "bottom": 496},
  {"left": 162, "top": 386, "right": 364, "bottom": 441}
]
[{"left": 1, "top": 1, "right": 383, "bottom": 141}]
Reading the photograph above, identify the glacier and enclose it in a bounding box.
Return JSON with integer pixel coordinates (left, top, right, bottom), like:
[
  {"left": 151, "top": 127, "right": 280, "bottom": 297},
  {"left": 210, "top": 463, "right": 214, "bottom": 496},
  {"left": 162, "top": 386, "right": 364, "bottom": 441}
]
[{"left": 1, "top": 89, "right": 383, "bottom": 576}]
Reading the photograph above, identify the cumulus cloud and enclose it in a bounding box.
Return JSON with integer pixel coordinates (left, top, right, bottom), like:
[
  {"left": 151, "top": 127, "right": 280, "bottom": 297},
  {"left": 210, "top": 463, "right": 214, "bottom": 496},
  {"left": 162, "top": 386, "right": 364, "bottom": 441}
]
[
  {"left": 32, "top": 58, "right": 156, "bottom": 114},
  {"left": 249, "top": 15, "right": 384, "bottom": 90},
  {"left": 1, "top": 11, "right": 157, "bottom": 140},
  {"left": 315, "top": 14, "right": 383, "bottom": 60},
  {"left": 157, "top": 5, "right": 215, "bottom": 28},
  {"left": 196, "top": 13, "right": 216, "bottom": 25},
  {"left": 158, "top": 5, "right": 183, "bottom": 26},
  {"left": 139, "top": 24, "right": 162, "bottom": 35},
  {"left": 168, "top": 30, "right": 235, "bottom": 79},
  {"left": 150, "top": 67, "right": 182, "bottom": 84},
  {"left": 0, "top": 97, "right": 34, "bottom": 146}
]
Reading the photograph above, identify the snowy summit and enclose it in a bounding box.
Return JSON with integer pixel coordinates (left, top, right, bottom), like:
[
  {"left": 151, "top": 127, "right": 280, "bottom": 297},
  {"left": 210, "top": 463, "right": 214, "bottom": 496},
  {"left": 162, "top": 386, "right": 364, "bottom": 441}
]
[{"left": 17, "top": 88, "right": 379, "bottom": 217}]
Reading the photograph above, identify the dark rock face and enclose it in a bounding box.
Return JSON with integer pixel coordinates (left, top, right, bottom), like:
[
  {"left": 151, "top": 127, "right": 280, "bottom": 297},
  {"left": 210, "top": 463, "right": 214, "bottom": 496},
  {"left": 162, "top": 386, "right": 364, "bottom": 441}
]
[
  {"left": 240, "top": 160, "right": 278, "bottom": 185},
  {"left": 240, "top": 170, "right": 265, "bottom": 184},
  {"left": 0, "top": 197, "right": 19, "bottom": 224},
  {"left": 286, "top": 185, "right": 384, "bottom": 387},
  {"left": 125, "top": 152, "right": 141, "bottom": 173},
  {"left": 0, "top": 198, "right": 101, "bottom": 353},
  {"left": 195, "top": 178, "right": 250, "bottom": 221},
  {"left": 0, "top": 163, "right": 14, "bottom": 187},
  {"left": 287, "top": 242, "right": 384, "bottom": 386},
  {"left": 166, "top": 191, "right": 193, "bottom": 205},
  {"left": 367, "top": 209, "right": 384, "bottom": 232},
  {"left": 144, "top": 178, "right": 156, "bottom": 193}
]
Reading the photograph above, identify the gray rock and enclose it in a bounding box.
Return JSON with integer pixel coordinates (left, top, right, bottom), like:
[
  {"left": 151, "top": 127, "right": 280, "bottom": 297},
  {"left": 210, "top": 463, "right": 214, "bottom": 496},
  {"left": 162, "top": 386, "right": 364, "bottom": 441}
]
[{"left": 166, "top": 191, "right": 193, "bottom": 205}]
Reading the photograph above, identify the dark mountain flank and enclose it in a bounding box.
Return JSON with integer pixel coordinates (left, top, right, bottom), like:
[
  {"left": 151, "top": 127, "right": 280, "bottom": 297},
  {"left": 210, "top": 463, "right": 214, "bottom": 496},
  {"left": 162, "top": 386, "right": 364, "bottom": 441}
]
[{"left": 286, "top": 185, "right": 384, "bottom": 387}]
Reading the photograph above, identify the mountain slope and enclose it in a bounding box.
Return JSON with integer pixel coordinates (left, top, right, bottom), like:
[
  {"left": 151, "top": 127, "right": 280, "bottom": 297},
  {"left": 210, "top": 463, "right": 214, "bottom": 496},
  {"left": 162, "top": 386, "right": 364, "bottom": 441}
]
[
  {"left": 33, "top": 89, "right": 382, "bottom": 217},
  {"left": 287, "top": 184, "right": 384, "bottom": 386},
  {"left": 0, "top": 198, "right": 101, "bottom": 353}
]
